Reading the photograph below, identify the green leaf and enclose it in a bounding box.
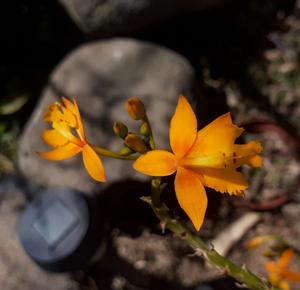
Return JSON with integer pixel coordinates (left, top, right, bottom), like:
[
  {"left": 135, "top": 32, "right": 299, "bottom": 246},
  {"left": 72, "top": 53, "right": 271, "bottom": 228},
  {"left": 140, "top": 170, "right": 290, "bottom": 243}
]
[{"left": 0, "top": 95, "right": 28, "bottom": 115}]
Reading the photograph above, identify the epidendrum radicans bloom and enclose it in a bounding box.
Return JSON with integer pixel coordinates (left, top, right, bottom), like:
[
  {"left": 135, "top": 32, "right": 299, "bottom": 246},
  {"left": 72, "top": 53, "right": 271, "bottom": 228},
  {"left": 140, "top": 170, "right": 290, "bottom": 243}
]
[
  {"left": 265, "top": 249, "right": 300, "bottom": 290},
  {"left": 134, "top": 96, "right": 262, "bottom": 230},
  {"left": 38, "top": 97, "right": 106, "bottom": 182}
]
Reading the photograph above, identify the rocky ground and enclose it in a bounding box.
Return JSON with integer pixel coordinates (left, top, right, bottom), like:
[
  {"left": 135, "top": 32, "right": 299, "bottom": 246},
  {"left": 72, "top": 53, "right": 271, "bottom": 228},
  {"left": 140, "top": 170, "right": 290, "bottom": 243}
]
[{"left": 1, "top": 0, "right": 300, "bottom": 290}]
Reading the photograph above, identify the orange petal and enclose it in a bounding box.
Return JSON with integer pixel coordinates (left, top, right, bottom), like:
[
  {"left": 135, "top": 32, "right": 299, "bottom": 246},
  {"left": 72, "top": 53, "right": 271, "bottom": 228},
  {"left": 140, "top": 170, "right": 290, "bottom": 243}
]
[
  {"left": 199, "top": 167, "right": 248, "bottom": 196},
  {"left": 242, "top": 155, "right": 263, "bottom": 168},
  {"left": 61, "top": 97, "right": 81, "bottom": 128},
  {"left": 233, "top": 141, "right": 263, "bottom": 168},
  {"left": 265, "top": 262, "right": 277, "bottom": 273},
  {"left": 42, "top": 129, "right": 68, "bottom": 147},
  {"left": 45, "top": 98, "right": 79, "bottom": 129},
  {"left": 133, "top": 150, "right": 177, "bottom": 176},
  {"left": 187, "top": 113, "right": 244, "bottom": 158},
  {"left": 43, "top": 103, "right": 63, "bottom": 123},
  {"left": 52, "top": 121, "right": 84, "bottom": 147},
  {"left": 62, "top": 107, "right": 77, "bottom": 128},
  {"left": 82, "top": 144, "right": 106, "bottom": 182},
  {"left": 279, "top": 249, "right": 294, "bottom": 269},
  {"left": 38, "top": 143, "right": 82, "bottom": 160},
  {"left": 265, "top": 262, "right": 280, "bottom": 285},
  {"left": 246, "top": 236, "right": 270, "bottom": 249},
  {"left": 278, "top": 280, "right": 290, "bottom": 290},
  {"left": 62, "top": 97, "right": 77, "bottom": 114},
  {"left": 282, "top": 270, "right": 300, "bottom": 282},
  {"left": 72, "top": 97, "right": 85, "bottom": 140},
  {"left": 246, "top": 236, "right": 263, "bottom": 249},
  {"left": 175, "top": 166, "right": 207, "bottom": 231},
  {"left": 181, "top": 144, "right": 262, "bottom": 170},
  {"left": 234, "top": 141, "right": 262, "bottom": 156},
  {"left": 170, "top": 96, "right": 197, "bottom": 158},
  {"left": 181, "top": 153, "right": 232, "bottom": 169}
]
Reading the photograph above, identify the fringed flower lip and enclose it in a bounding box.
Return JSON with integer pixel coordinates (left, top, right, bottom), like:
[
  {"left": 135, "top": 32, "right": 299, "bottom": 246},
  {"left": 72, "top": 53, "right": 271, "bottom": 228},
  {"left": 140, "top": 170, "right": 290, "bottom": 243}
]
[
  {"left": 133, "top": 96, "right": 262, "bottom": 231},
  {"left": 38, "top": 97, "right": 106, "bottom": 182}
]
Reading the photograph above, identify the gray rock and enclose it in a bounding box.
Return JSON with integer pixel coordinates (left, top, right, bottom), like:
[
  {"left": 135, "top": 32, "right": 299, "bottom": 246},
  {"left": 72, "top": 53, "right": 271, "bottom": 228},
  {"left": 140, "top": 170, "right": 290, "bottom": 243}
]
[
  {"left": 0, "top": 183, "right": 78, "bottom": 290},
  {"left": 18, "top": 38, "right": 195, "bottom": 192},
  {"left": 58, "top": 0, "right": 222, "bottom": 35}
]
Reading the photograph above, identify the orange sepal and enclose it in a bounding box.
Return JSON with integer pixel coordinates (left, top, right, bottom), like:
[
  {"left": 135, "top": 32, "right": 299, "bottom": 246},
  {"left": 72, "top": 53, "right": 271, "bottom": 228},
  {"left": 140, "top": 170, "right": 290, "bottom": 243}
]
[
  {"left": 133, "top": 150, "right": 177, "bottom": 177},
  {"left": 169, "top": 96, "right": 197, "bottom": 158},
  {"left": 82, "top": 144, "right": 106, "bottom": 182},
  {"left": 175, "top": 166, "right": 207, "bottom": 231},
  {"left": 38, "top": 143, "right": 82, "bottom": 160}
]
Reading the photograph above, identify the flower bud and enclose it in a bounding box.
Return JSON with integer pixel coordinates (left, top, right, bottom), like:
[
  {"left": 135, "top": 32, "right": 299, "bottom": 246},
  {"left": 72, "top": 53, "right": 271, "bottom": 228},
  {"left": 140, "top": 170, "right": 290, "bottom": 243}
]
[
  {"left": 126, "top": 97, "right": 145, "bottom": 120},
  {"left": 119, "top": 146, "right": 133, "bottom": 156},
  {"left": 113, "top": 122, "right": 128, "bottom": 139},
  {"left": 124, "top": 133, "right": 147, "bottom": 153},
  {"left": 140, "top": 122, "right": 150, "bottom": 136}
]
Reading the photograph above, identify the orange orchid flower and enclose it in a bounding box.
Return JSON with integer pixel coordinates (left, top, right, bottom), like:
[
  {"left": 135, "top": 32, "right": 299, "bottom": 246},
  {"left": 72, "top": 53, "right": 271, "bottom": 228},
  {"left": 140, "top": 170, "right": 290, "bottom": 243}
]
[
  {"left": 38, "top": 97, "right": 106, "bottom": 182},
  {"left": 133, "top": 96, "right": 262, "bottom": 230},
  {"left": 265, "top": 249, "right": 300, "bottom": 290}
]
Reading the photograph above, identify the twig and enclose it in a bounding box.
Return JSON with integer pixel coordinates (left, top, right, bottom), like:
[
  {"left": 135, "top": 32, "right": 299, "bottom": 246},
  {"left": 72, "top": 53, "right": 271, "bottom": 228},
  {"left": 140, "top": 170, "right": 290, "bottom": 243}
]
[{"left": 212, "top": 212, "right": 261, "bottom": 256}]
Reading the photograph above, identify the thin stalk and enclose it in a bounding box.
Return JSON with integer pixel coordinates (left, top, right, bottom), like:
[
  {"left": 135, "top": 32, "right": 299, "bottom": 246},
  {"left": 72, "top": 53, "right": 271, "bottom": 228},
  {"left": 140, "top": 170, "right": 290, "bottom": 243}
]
[
  {"left": 143, "top": 115, "right": 156, "bottom": 150},
  {"left": 148, "top": 177, "right": 279, "bottom": 290},
  {"left": 92, "top": 146, "right": 138, "bottom": 160}
]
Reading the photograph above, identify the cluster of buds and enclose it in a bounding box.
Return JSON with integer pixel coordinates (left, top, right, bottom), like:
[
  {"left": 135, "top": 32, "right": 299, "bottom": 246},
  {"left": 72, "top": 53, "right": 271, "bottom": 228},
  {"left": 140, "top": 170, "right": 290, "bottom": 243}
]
[{"left": 113, "top": 97, "right": 154, "bottom": 155}]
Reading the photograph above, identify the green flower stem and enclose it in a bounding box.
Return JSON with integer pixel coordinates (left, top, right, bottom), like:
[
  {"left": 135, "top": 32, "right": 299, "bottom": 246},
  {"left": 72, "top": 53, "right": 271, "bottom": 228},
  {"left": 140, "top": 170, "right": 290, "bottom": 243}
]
[
  {"left": 149, "top": 177, "right": 279, "bottom": 290},
  {"left": 92, "top": 146, "right": 138, "bottom": 160},
  {"left": 143, "top": 115, "right": 156, "bottom": 150}
]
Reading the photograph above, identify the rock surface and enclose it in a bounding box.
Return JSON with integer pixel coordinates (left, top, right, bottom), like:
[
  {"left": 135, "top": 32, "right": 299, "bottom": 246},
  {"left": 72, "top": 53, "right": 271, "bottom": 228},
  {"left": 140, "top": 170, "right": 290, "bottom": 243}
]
[
  {"left": 0, "top": 180, "right": 78, "bottom": 290},
  {"left": 58, "top": 0, "right": 222, "bottom": 35},
  {"left": 18, "top": 38, "right": 195, "bottom": 192}
]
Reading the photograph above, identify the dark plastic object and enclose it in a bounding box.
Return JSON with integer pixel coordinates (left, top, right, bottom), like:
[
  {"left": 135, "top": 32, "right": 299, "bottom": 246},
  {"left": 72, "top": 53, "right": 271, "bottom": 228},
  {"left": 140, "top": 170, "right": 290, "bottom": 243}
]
[{"left": 19, "top": 188, "right": 107, "bottom": 272}]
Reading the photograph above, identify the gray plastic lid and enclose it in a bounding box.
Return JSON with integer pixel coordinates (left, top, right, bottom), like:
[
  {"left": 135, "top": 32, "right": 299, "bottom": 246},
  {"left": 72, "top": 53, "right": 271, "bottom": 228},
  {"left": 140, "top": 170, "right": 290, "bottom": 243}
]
[{"left": 19, "top": 188, "right": 106, "bottom": 272}]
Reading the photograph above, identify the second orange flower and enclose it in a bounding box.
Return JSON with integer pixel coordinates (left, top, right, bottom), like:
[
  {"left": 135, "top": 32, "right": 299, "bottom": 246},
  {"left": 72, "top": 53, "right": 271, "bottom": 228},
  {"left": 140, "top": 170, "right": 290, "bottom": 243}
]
[{"left": 38, "top": 97, "right": 106, "bottom": 182}]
